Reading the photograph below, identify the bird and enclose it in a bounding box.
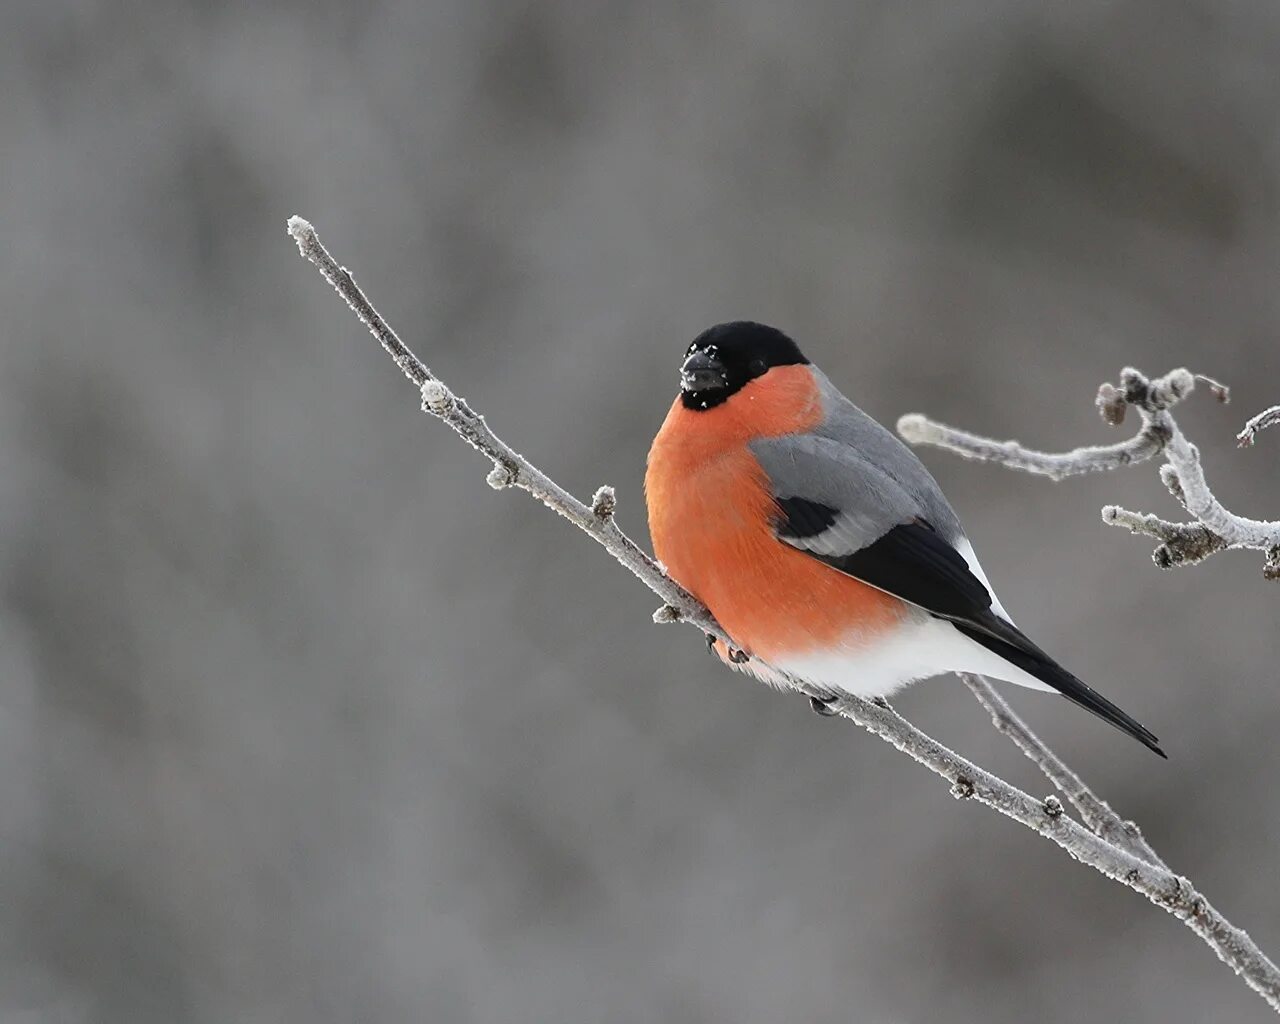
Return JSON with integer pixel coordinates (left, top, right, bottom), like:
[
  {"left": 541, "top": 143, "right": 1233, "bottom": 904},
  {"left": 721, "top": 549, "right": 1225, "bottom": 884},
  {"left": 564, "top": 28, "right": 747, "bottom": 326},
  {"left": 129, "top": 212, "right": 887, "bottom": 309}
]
[{"left": 644, "top": 321, "right": 1164, "bottom": 756}]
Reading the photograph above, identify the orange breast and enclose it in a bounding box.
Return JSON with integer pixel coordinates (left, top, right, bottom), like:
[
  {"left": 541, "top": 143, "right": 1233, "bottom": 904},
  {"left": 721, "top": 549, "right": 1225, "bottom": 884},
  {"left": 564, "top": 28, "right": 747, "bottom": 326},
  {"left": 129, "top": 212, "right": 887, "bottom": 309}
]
[{"left": 644, "top": 365, "right": 905, "bottom": 661}]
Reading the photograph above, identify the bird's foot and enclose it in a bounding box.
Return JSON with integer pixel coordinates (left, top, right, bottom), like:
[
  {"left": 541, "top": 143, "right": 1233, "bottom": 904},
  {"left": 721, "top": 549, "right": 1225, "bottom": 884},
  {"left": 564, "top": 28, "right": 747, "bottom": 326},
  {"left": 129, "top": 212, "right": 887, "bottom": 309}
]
[
  {"left": 706, "top": 633, "right": 750, "bottom": 664},
  {"left": 809, "top": 695, "right": 841, "bottom": 717}
]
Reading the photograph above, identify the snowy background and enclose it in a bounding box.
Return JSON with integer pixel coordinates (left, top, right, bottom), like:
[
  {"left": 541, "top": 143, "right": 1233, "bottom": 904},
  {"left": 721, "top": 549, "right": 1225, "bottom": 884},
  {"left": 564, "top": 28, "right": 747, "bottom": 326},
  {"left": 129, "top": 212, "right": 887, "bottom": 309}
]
[{"left": 4, "top": 2, "right": 1280, "bottom": 1021}]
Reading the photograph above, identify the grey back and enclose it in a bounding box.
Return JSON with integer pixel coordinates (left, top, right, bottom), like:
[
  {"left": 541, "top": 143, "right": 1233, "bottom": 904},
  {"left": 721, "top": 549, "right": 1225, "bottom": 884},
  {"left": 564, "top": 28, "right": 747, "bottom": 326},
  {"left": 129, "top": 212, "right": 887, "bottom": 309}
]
[{"left": 747, "top": 368, "right": 965, "bottom": 554}]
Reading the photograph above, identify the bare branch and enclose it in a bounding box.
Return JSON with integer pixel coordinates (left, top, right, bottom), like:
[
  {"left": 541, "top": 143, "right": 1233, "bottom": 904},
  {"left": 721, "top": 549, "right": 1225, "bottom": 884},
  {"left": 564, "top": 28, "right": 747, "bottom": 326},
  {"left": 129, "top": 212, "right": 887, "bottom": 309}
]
[
  {"left": 288, "top": 216, "right": 1280, "bottom": 1015},
  {"left": 900, "top": 366, "right": 1280, "bottom": 578},
  {"left": 287, "top": 216, "right": 712, "bottom": 631},
  {"left": 1238, "top": 406, "right": 1280, "bottom": 448},
  {"left": 1100, "top": 506, "right": 1229, "bottom": 569},
  {"left": 895, "top": 412, "right": 1166, "bottom": 481},
  {"left": 1196, "top": 374, "right": 1232, "bottom": 405},
  {"left": 960, "top": 674, "right": 1165, "bottom": 868},
  {"left": 1163, "top": 423, "right": 1280, "bottom": 550}
]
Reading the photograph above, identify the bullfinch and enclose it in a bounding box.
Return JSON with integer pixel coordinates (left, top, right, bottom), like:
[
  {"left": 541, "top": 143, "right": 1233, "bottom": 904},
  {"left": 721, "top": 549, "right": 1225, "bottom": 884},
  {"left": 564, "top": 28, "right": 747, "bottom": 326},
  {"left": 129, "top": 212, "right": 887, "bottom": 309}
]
[{"left": 645, "top": 321, "right": 1163, "bottom": 756}]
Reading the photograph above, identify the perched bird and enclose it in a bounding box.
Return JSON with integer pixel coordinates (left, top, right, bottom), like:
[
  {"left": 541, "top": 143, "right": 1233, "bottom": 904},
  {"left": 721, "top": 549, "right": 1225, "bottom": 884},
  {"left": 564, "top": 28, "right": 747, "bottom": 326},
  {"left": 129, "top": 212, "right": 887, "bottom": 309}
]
[{"left": 645, "top": 321, "right": 1163, "bottom": 756}]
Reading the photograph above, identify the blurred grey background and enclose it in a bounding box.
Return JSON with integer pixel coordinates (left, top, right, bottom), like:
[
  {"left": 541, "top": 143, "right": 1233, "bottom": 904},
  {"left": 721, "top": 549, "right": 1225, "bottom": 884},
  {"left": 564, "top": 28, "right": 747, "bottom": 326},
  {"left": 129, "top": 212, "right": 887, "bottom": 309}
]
[{"left": 3, "top": 1, "right": 1280, "bottom": 1021}]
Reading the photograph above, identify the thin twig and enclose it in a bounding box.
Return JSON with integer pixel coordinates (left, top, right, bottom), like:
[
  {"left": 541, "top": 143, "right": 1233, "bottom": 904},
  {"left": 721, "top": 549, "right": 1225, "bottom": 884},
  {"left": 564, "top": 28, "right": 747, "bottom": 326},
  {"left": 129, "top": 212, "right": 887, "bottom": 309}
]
[
  {"left": 286, "top": 217, "right": 711, "bottom": 629},
  {"left": 1239, "top": 406, "right": 1280, "bottom": 448},
  {"left": 895, "top": 413, "right": 1166, "bottom": 481},
  {"left": 1100, "top": 506, "right": 1228, "bottom": 569},
  {"left": 288, "top": 216, "right": 1280, "bottom": 1014},
  {"left": 960, "top": 674, "right": 1165, "bottom": 868},
  {"left": 900, "top": 368, "right": 1280, "bottom": 579}
]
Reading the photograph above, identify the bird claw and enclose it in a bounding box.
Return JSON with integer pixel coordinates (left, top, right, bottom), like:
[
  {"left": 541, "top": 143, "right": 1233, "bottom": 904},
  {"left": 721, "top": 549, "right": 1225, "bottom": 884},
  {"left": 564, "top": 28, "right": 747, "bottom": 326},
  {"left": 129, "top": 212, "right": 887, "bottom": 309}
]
[
  {"left": 705, "top": 634, "right": 750, "bottom": 664},
  {"left": 809, "top": 696, "right": 840, "bottom": 716}
]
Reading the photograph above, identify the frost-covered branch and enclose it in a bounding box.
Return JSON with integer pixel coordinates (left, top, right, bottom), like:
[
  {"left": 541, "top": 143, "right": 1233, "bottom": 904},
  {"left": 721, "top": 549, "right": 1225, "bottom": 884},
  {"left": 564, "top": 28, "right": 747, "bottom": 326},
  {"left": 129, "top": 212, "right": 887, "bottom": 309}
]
[
  {"left": 286, "top": 217, "right": 713, "bottom": 632},
  {"left": 1099, "top": 506, "right": 1228, "bottom": 569},
  {"left": 900, "top": 368, "right": 1280, "bottom": 579},
  {"left": 288, "top": 216, "right": 1280, "bottom": 1015},
  {"left": 1238, "top": 406, "right": 1280, "bottom": 448},
  {"left": 959, "top": 674, "right": 1165, "bottom": 867},
  {"left": 895, "top": 410, "right": 1166, "bottom": 481}
]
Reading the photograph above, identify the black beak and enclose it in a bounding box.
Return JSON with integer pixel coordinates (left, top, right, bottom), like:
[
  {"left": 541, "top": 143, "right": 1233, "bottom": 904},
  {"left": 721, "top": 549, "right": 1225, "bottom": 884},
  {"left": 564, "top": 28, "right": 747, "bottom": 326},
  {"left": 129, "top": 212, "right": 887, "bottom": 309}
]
[{"left": 680, "top": 349, "right": 727, "bottom": 393}]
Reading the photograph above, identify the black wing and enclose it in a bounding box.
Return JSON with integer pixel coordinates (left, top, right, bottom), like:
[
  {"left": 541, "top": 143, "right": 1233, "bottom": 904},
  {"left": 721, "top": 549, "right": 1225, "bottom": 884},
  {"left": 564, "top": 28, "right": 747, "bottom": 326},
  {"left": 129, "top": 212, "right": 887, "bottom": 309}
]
[{"left": 777, "top": 500, "right": 1164, "bottom": 757}]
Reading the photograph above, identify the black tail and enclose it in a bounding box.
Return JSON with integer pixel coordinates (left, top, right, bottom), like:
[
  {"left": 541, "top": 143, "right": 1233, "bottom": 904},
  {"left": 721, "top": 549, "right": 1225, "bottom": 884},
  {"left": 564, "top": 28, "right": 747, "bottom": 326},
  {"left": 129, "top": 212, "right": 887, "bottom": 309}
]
[{"left": 955, "top": 617, "right": 1165, "bottom": 758}]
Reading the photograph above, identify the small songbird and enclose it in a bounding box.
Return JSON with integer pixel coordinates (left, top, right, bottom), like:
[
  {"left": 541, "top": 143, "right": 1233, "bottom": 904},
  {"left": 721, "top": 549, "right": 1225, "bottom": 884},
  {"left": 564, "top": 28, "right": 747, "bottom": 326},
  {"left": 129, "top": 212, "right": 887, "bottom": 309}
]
[{"left": 645, "top": 321, "right": 1163, "bottom": 756}]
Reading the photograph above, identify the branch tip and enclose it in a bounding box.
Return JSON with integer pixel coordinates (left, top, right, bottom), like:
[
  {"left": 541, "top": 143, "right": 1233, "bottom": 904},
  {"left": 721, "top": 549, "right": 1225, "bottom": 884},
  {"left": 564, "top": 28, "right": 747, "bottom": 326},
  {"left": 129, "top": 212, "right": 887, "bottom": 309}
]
[
  {"left": 652, "top": 604, "right": 681, "bottom": 624},
  {"left": 1157, "top": 368, "right": 1196, "bottom": 405},
  {"left": 1196, "top": 374, "right": 1231, "bottom": 404},
  {"left": 286, "top": 215, "right": 319, "bottom": 257},
  {"left": 1238, "top": 406, "right": 1280, "bottom": 448},
  {"left": 1099, "top": 505, "right": 1166, "bottom": 537},
  {"left": 1111, "top": 367, "right": 1196, "bottom": 413},
  {"left": 1119, "top": 367, "right": 1149, "bottom": 403},
  {"left": 895, "top": 413, "right": 936, "bottom": 443}
]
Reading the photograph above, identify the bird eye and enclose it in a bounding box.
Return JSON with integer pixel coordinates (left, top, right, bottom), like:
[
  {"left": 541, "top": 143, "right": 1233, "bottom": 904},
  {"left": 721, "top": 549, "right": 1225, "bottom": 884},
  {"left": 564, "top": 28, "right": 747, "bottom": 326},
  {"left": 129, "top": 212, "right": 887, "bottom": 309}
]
[{"left": 748, "top": 359, "right": 767, "bottom": 377}]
